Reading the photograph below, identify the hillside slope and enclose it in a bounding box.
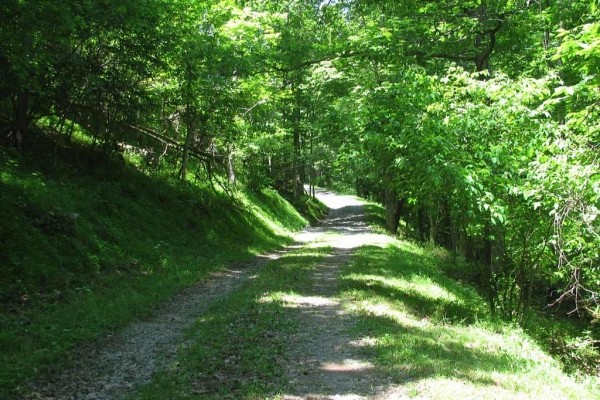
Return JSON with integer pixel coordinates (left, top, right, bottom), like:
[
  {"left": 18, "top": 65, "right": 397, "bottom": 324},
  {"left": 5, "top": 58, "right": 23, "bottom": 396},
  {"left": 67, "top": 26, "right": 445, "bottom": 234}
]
[{"left": 0, "top": 136, "right": 323, "bottom": 397}]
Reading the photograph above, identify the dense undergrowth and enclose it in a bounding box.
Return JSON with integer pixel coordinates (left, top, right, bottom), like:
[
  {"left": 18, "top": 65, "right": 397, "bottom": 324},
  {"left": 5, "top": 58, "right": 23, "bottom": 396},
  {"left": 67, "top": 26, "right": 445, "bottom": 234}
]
[{"left": 0, "top": 133, "right": 323, "bottom": 398}]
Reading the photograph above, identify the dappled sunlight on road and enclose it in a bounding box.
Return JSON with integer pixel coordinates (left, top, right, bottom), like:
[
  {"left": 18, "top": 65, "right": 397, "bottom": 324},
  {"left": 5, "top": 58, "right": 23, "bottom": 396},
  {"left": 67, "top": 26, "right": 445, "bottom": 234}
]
[
  {"left": 293, "top": 187, "right": 396, "bottom": 251},
  {"left": 281, "top": 187, "right": 397, "bottom": 400},
  {"left": 321, "top": 359, "right": 376, "bottom": 373},
  {"left": 322, "top": 232, "right": 396, "bottom": 249},
  {"left": 281, "top": 293, "right": 340, "bottom": 308}
]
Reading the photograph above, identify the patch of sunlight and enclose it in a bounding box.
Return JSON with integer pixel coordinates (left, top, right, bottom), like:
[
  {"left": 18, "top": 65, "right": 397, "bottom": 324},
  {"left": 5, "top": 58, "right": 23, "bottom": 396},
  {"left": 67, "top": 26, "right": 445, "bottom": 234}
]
[
  {"left": 424, "top": 325, "right": 593, "bottom": 398},
  {"left": 391, "top": 239, "right": 428, "bottom": 256},
  {"left": 332, "top": 233, "right": 396, "bottom": 249},
  {"left": 284, "top": 394, "right": 365, "bottom": 400},
  {"left": 459, "top": 329, "right": 506, "bottom": 355},
  {"left": 463, "top": 324, "right": 552, "bottom": 364},
  {"left": 314, "top": 189, "right": 364, "bottom": 210},
  {"left": 320, "top": 359, "right": 375, "bottom": 372},
  {"left": 356, "top": 300, "right": 426, "bottom": 328},
  {"left": 296, "top": 231, "right": 339, "bottom": 246},
  {"left": 254, "top": 207, "right": 292, "bottom": 237},
  {"left": 382, "top": 377, "right": 533, "bottom": 400},
  {"left": 281, "top": 293, "right": 339, "bottom": 308},
  {"left": 349, "top": 273, "right": 458, "bottom": 303},
  {"left": 256, "top": 291, "right": 286, "bottom": 304},
  {"left": 348, "top": 336, "right": 377, "bottom": 348},
  {"left": 255, "top": 252, "right": 284, "bottom": 260},
  {"left": 301, "top": 232, "right": 397, "bottom": 250},
  {"left": 294, "top": 230, "right": 327, "bottom": 244},
  {"left": 398, "top": 368, "right": 595, "bottom": 400},
  {"left": 257, "top": 292, "right": 340, "bottom": 308},
  {"left": 237, "top": 191, "right": 300, "bottom": 238}
]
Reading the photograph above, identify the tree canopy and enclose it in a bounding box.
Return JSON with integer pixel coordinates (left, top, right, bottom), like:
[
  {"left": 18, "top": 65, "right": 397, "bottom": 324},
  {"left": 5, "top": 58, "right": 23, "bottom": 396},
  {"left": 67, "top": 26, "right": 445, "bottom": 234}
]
[{"left": 1, "top": 0, "right": 599, "bottom": 321}]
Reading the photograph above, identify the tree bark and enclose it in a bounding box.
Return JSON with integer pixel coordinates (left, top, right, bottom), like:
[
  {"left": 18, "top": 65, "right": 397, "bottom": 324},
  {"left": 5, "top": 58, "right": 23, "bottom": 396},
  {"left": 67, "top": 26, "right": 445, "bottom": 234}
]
[
  {"left": 385, "top": 189, "right": 404, "bottom": 233},
  {"left": 227, "top": 145, "right": 236, "bottom": 184},
  {"left": 292, "top": 93, "right": 303, "bottom": 198},
  {"left": 179, "top": 119, "right": 195, "bottom": 181}
]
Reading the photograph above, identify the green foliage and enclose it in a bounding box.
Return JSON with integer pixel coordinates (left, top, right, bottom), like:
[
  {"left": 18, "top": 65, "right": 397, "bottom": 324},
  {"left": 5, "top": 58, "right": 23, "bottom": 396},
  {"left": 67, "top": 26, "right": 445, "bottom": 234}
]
[{"left": 333, "top": 48, "right": 599, "bottom": 323}]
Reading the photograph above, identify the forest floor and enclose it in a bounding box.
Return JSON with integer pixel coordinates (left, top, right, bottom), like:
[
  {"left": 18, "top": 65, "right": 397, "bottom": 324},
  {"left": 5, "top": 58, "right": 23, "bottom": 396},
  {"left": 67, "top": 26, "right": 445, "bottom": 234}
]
[{"left": 23, "top": 189, "right": 598, "bottom": 400}]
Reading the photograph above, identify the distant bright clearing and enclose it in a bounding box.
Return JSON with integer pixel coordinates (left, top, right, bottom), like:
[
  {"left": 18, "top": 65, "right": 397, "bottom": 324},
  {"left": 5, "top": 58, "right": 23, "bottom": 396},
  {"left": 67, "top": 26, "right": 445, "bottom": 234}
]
[{"left": 313, "top": 189, "right": 364, "bottom": 209}]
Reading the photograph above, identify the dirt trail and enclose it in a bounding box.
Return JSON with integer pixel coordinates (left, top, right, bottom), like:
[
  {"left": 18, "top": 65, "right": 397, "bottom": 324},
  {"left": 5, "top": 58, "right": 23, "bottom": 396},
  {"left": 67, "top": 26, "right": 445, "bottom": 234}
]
[
  {"left": 26, "top": 232, "right": 313, "bottom": 399},
  {"left": 25, "top": 254, "right": 285, "bottom": 400},
  {"left": 281, "top": 189, "right": 396, "bottom": 400},
  {"left": 26, "top": 188, "right": 396, "bottom": 400}
]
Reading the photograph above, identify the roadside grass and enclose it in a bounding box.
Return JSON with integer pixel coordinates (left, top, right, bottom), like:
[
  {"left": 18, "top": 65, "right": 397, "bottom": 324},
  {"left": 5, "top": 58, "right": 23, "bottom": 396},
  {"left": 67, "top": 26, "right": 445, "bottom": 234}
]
[
  {"left": 361, "top": 202, "right": 387, "bottom": 233},
  {"left": 520, "top": 311, "right": 600, "bottom": 377},
  {"left": 0, "top": 138, "right": 308, "bottom": 398},
  {"left": 361, "top": 200, "right": 599, "bottom": 379},
  {"left": 134, "top": 247, "right": 331, "bottom": 400},
  {"left": 340, "top": 243, "right": 600, "bottom": 399},
  {"left": 285, "top": 194, "right": 329, "bottom": 226}
]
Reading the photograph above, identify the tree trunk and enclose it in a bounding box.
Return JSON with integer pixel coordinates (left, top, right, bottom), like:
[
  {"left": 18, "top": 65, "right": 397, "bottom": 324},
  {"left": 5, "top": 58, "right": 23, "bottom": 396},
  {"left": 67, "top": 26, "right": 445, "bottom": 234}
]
[
  {"left": 267, "top": 154, "right": 272, "bottom": 176},
  {"left": 14, "top": 92, "right": 29, "bottom": 149},
  {"left": 227, "top": 145, "right": 236, "bottom": 184},
  {"left": 385, "top": 189, "right": 404, "bottom": 233},
  {"left": 292, "top": 104, "right": 303, "bottom": 198}
]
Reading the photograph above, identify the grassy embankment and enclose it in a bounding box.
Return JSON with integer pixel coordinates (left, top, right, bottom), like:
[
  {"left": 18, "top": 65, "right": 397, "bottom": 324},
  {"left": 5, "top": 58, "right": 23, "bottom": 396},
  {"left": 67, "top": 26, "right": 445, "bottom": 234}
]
[
  {"left": 0, "top": 132, "right": 326, "bottom": 398},
  {"left": 133, "top": 201, "right": 598, "bottom": 399},
  {"left": 341, "top": 242, "right": 598, "bottom": 399}
]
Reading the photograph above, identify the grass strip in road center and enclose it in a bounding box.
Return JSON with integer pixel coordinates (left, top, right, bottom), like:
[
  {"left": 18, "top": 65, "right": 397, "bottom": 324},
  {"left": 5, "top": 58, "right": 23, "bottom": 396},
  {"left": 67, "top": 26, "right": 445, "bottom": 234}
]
[{"left": 133, "top": 247, "right": 331, "bottom": 400}]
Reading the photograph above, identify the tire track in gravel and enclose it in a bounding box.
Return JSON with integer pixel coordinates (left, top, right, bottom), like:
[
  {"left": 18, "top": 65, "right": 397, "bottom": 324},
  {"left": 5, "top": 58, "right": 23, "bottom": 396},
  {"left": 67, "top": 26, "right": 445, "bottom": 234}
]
[{"left": 25, "top": 256, "right": 284, "bottom": 400}]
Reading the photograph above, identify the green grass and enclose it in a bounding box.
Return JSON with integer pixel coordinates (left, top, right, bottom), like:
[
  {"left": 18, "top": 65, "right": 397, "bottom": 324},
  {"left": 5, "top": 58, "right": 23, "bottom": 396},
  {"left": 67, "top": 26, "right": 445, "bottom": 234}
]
[
  {"left": 360, "top": 200, "right": 600, "bottom": 379},
  {"left": 284, "top": 193, "right": 329, "bottom": 226},
  {"left": 134, "top": 247, "right": 330, "bottom": 400},
  {"left": 0, "top": 137, "right": 310, "bottom": 398},
  {"left": 340, "top": 243, "right": 599, "bottom": 399}
]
